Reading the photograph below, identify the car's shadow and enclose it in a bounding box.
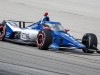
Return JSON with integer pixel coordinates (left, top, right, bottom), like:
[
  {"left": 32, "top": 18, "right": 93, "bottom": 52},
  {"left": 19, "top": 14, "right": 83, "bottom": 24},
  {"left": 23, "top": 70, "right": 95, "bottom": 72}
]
[
  {"left": 49, "top": 48, "right": 100, "bottom": 56},
  {"left": 1, "top": 41, "right": 100, "bottom": 56}
]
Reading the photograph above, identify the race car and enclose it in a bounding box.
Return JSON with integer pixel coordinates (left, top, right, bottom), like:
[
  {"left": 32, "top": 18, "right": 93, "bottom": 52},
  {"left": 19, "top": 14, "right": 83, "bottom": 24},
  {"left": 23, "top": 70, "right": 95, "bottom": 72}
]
[{"left": 0, "top": 18, "right": 99, "bottom": 53}]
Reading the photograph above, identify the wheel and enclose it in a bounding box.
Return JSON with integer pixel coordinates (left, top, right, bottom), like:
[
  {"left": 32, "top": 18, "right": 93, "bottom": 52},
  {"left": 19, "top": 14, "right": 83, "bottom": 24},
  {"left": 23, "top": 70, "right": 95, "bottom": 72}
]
[
  {"left": 0, "top": 21, "right": 5, "bottom": 41},
  {"left": 82, "top": 33, "right": 98, "bottom": 53},
  {"left": 36, "top": 30, "right": 52, "bottom": 50}
]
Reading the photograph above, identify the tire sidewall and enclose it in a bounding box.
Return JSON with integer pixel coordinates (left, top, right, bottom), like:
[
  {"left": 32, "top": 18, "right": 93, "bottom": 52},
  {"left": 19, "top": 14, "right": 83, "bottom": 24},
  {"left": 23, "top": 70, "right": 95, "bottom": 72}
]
[
  {"left": 0, "top": 25, "right": 5, "bottom": 41},
  {"left": 36, "top": 31, "right": 45, "bottom": 47},
  {"left": 36, "top": 30, "right": 52, "bottom": 50}
]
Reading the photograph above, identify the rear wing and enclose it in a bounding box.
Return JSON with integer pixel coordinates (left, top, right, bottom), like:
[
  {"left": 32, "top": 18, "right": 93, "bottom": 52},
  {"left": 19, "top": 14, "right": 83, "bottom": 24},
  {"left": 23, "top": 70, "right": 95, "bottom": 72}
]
[{"left": 4, "top": 20, "right": 34, "bottom": 28}]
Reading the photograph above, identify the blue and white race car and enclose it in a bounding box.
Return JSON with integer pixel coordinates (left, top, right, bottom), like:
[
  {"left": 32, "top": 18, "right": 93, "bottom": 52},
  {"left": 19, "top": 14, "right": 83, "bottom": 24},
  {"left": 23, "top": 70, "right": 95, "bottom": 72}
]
[{"left": 0, "top": 16, "right": 99, "bottom": 53}]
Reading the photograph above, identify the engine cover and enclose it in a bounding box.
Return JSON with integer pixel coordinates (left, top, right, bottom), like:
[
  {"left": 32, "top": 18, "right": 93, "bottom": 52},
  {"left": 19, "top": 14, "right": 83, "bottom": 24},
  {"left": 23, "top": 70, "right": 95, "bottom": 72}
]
[{"left": 20, "top": 29, "right": 39, "bottom": 41}]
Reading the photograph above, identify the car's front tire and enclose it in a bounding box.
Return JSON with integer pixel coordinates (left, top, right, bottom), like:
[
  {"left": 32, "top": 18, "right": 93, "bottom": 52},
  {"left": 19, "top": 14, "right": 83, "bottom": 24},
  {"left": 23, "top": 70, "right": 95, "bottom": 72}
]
[
  {"left": 36, "top": 30, "right": 52, "bottom": 50},
  {"left": 82, "top": 33, "right": 98, "bottom": 53}
]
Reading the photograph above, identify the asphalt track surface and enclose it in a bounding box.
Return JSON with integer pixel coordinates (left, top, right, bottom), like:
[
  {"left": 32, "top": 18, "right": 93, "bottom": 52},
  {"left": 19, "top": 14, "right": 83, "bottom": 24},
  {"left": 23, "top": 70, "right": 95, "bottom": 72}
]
[{"left": 0, "top": 0, "right": 100, "bottom": 75}]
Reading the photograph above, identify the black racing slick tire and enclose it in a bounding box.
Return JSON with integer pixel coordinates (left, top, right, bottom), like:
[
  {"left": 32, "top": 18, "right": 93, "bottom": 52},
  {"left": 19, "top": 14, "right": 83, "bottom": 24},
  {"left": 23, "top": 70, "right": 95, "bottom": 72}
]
[
  {"left": 82, "top": 33, "right": 98, "bottom": 53},
  {"left": 36, "top": 30, "right": 52, "bottom": 50},
  {"left": 0, "top": 21, "right": 6, "bottom": 41}
]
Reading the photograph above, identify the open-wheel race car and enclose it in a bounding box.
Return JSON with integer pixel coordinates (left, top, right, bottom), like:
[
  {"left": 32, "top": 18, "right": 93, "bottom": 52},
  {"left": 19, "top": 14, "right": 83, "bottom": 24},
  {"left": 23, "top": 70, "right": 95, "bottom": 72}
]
[{"left": 0, "top": 16, "right": 99, "bottom": 53}]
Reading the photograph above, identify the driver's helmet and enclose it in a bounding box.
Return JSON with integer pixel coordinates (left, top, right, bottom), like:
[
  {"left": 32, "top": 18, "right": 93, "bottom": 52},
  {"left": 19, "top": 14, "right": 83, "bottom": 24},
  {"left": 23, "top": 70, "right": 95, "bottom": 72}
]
[{"left": 42, "top": 24, "right": 50, "bottom": 30}]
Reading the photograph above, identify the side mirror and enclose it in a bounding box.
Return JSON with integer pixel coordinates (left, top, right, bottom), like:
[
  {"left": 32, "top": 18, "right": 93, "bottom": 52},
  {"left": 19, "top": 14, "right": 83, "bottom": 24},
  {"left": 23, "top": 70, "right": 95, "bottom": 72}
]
[{"left": 65, "top": 29, "right": 69, "bottom": 32}]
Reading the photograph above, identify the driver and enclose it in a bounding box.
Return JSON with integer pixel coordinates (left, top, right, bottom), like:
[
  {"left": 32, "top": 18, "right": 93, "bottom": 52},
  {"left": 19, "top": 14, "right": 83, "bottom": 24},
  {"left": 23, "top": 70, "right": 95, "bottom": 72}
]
[
  {"left": 42, "top": 24, "right": 50, "bottom": 30},
  {"left": 40, "top": 12, "right": 50, "bottom": 24}
]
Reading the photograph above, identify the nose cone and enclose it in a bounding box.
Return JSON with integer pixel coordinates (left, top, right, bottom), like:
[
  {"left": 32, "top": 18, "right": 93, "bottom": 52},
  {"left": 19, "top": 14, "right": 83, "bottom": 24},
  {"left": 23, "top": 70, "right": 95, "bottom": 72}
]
[
  {"left": 75, "top": 43, "right": 86, "bottom": 49},
  {"left": 60, "top": 32, "right": 86, "bottom": 49}
]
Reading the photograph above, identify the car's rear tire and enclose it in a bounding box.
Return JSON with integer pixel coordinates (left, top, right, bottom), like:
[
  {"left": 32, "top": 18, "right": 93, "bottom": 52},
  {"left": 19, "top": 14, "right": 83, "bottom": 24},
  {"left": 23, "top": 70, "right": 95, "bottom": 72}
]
[
  {"left": 82, "top": 33, "right": 98, "bottom": 53},
  {"left": 36, "top": 30, "right": 52, "bottom": 50},
  {"left": 0, "top": 21, "right": 6, "bottom": 41}
]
